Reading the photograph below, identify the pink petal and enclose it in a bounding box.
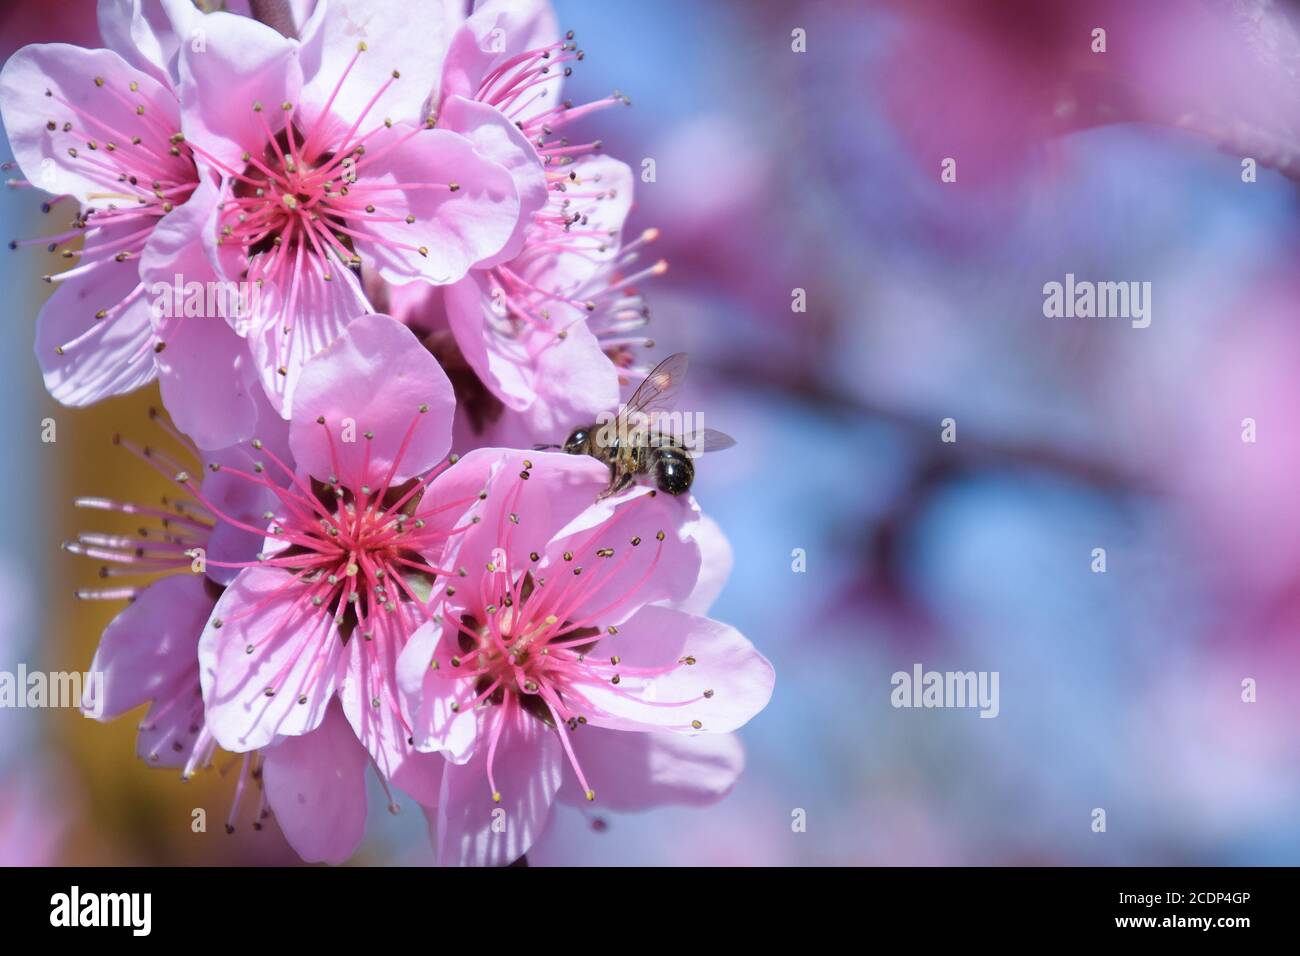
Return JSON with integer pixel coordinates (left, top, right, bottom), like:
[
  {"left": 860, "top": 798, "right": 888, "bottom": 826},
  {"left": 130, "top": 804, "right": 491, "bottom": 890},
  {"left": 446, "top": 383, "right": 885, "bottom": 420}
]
[
  {"left": 434, "top": 705, "right": 562, "bottom": 866},
  {"left": 288, "top": 313, "right": 455, "bottom": 485},
  {"left": 140, "top": 177, "right": 262, "bottom": 450},
  {"left": 523, "top": 155, "right": 634, "bottom": 292},
  {"left": 668, "top": 513, "right": 734, "bottom": 616},
  {"left": 439, "top": 0, "right": 561, "bottom": 126},
  {"left": 174, "top": 11, "right": 301, "bottom": 169},
  {"left": 437, "top": 94, "right": 547, "bottom": 267},
  {"left": 0, "top": 43, "right": 177, "bottom": 204},
  {"left": 480, "top": 321, "right": 621, "bottom": 445},
  {"left": 452, "top": 325, "right": 618, "bottom": 452},
  {"left": 198, "top": 566, "right": 345, "bottom": 752},
  {"left": 201, "top": 407, "right": 291, "bottom": 586},
  {"left": 244, "top": 249, "right": 372, "bottom": 419},
  {"left": 572, "top": 604, "right": 775, "bottom": 735},
  {"left": 97, "top": 0, "right": 186, "bottom": 88},
  {"left": 154, "top": 315, "right": 262, "bottom": 450},
  {"left": 351, "top": 125, "right": 519, "bottom": 285},
  {"left": 298, "top": 0, "right": 458, "bottom": 127},
  {"left": 443, "top": 272, "right": 534, "bottom": 411},
  {"left": 84, "top": 572, "right": 212, "bottom": 720},
  {"left": 396, "top": 619, "right": 481, "bottom": 764},
  {"left": 542, "top": 481, "right": 703, "bottom": 620},
  {"left": 336, "top": 631, "right": 442, "bottom": 806},
  {"left": 556, "top": 728, "right": 745, "bottom": 812},
  {"left": 133, "top": 688, "right": 207, "bottom": 769},
  {"left": 35, "top": 224, "right": 157, "bottom": 406},
  {"left": 262, "top": 699, "right": 370, "bottom": 865},
  {"left": 437, "top": 449, "right": 608, "bottom": 595}
]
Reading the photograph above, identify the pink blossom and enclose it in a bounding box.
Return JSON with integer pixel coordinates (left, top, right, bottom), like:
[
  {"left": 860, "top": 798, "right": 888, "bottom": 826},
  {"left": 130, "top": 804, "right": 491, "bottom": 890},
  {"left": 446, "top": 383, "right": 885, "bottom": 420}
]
[
  {"left": 0, "top": 1, "right": 289, "bottom": 449},
  {"left": 396, "top": 0, "right": 664, "bottom": 446},
  {"left": 0, "top": 11, "right": 201, "bottom": 406},
  {"left": 19, "top": 0, "right": 777, "bottom": 868},
  {"left": 396, "top": 449, "right": 773, "bottom": 865},
  {"left": 173, "top": 0, "right": 523, "bottom": 417},
  {"left": 188, "top": 313, "right": 478, "bottom": 862}
]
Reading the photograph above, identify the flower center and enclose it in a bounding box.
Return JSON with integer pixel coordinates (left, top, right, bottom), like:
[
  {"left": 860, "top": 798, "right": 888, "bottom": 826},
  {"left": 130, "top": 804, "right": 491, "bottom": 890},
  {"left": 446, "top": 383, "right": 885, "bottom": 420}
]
[
  {"left": 453, "top": 571, "right": 603, "bottom": 726},
  {"left": 223, "top": 117, "right": 362, "bottom": 269},
  {"left": 270, "top": 472, "right": 440, "bottom": 641},
  {"left": 433, "top": 465, "right": 698, "bottom": 803}
]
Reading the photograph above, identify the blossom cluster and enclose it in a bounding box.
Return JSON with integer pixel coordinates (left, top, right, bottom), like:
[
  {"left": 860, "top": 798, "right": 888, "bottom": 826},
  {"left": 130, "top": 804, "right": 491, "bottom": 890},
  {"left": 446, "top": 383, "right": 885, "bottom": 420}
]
[{"left": 3, "top": 0, "right": 773, "bottom": 865}]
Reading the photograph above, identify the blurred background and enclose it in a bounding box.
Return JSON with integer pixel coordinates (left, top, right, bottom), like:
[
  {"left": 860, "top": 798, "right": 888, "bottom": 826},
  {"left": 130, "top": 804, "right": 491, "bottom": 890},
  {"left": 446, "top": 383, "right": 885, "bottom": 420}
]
[{"left": 4, "top": 0, "right": 1300, "bottom": 865}]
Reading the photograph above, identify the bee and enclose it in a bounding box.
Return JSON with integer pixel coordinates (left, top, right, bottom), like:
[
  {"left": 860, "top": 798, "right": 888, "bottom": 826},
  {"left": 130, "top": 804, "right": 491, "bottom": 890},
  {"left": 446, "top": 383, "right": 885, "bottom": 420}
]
[{"left": 550, "top": 353, "right": 736, "bottom": 499}]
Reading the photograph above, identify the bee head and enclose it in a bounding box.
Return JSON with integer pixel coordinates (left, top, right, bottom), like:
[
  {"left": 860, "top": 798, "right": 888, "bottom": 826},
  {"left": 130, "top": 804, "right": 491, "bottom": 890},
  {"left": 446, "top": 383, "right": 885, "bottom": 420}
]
[{"left": 563, "top": 426, "right": 592, "bottom": 455}]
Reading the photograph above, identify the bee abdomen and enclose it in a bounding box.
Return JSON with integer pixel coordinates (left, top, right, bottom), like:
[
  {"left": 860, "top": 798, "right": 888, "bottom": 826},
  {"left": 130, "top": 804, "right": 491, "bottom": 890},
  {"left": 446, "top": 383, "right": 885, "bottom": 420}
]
[{"left": 652, "top": 447, "right": 694, "bottom": 495}]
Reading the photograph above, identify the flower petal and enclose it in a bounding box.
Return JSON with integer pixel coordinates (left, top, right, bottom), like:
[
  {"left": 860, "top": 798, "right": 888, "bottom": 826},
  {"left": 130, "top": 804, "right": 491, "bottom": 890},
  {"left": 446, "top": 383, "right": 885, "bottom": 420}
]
[
  {"left": 97, "top": 0, "right": 187, "bottom": 88},
  {"left": 476, "top": 320, "right": 621, "bottom": 446},
  {"left": 262, "top": 699, "right": 370, "bottom": 865},
  {"left": 439, "top": 0, "right": 561, "bottom": 126},
  {"left": 540, "top": 480, "right": 703, "bottom": 621},
  {"left": 141, "top": 177, "right": 263, "bottom": 450},
  {"left": 298, "top": 0, "right": 459, "bottom": 128},
  {"left": 351, "top": 124, "right": 518, "bottom": 285},
  {"left": 0, "top": 43, "right": 178, "bottom": 204},
  {"left": 437, "top": 94, "right": 547, "bottom": 268},
  {"left": 437, "top": 449, "right": 607, "bottom": 599},
  {"left": 571, "top": 604, "right": 775, "bottom": 735},
  {"left": 443, "top": 272, "right": 534, "bottom": 411},
  {"left": 198, "top": 566, "right": 345, "bottom": 751},
  {"left": 84, "top": 572, "right": 212, "bottom": 720},
  {"left": 288, "top": 312, "right": 454, "bottom": 485},
  {"left": 174, "top": 10, "right": 302, "bottom": 169},
  {"left": 336, "top": 628, "right": 443, "bottom": 806},
  {"left": 522, "top": 155, "right": 634, "bottom": 292},
  {"left": 666, "top": 513, "right": 733, "bottom": 617},
  {"left": 201, "top": 410, "right": 291, "bottom": 586},
  {"left": 35, "top": 225, "right": 158, "bottom": 406},
  {"left": 244, "top": 248, "right": 372, "bottom": 419},
  {"left": 556, "top": 728, "right": 745, "bottom": 811},
  {"left": 434, "top": 704, "right": 562, "bottom": 866},
  {"left": 396, "top": 619, "right": 481, "bottom": 764}
]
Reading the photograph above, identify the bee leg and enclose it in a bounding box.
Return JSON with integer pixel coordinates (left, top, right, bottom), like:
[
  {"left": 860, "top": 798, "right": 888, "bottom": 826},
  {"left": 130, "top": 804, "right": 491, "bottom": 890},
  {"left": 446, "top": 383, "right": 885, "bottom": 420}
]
[
  {"left": 597, "top": 467, "right": 635, "bottom": 500},
  {"left": 596, "top": 465, "right": 618, "bottom": 500}
]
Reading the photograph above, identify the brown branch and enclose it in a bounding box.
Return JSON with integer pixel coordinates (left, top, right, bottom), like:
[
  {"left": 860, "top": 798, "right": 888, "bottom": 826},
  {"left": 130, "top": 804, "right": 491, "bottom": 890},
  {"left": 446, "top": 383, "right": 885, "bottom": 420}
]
[{"left": 250, "top": 0, "right": 298, "bottom": 39}]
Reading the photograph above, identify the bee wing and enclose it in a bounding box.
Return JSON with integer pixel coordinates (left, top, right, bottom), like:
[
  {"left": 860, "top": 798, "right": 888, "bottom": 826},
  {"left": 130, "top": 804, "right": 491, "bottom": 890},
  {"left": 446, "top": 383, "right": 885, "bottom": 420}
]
[
  {"left": 697, "top": 428, "right": 737, "bottom": 452},
  {"left": 623, "top": 352, "right": 689, "bottom": 417},
  {"left": 678, "top": 427, "right": 737, "bottom": 455}
]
